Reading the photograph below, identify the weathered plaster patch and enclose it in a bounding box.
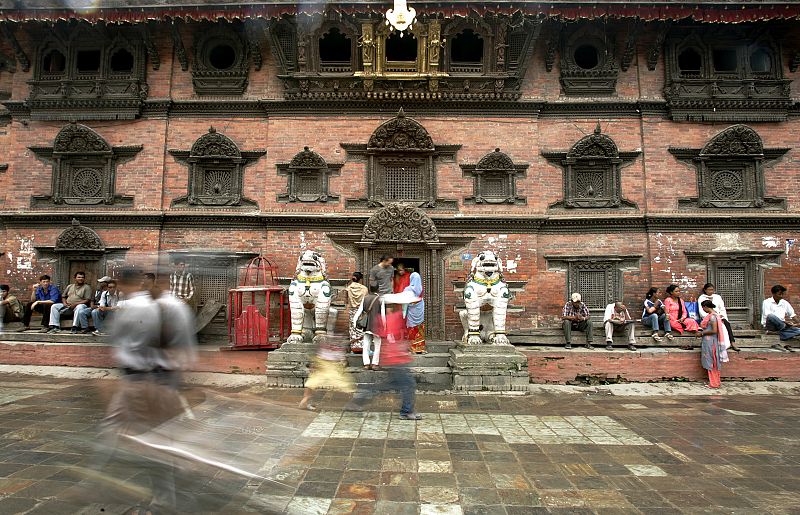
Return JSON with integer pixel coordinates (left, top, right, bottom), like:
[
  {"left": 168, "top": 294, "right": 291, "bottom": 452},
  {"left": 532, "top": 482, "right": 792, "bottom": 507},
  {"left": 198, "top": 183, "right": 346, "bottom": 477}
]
[
  {"left": 713, "top": 233, "right": 748, "bottom": 251},
  {"left": 762, "top": 236, "right": 780, "bottom": 249},
  {"left": 505, "top": 260, "right": 518, "bottom": 273}
]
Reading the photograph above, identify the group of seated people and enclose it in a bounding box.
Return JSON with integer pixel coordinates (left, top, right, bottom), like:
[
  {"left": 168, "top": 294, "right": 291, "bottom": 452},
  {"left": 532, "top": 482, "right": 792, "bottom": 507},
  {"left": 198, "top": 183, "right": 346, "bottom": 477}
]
[
  {"left": 562, "top": 283, "right": 800, "bottom": 352},
  {"left": 0, "top": 272, "right": 123, "bottom": 335}
]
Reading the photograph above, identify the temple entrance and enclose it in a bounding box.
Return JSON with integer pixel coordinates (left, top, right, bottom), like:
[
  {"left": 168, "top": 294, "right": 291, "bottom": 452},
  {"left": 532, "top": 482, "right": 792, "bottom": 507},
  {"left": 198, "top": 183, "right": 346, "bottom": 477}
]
[{"left": 327, "top": 203, "right": 472, "bottom": 340}]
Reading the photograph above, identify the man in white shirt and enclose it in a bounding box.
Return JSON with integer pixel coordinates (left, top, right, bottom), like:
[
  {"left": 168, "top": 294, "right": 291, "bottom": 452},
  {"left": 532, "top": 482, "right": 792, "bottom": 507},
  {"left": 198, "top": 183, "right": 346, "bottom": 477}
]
[
  {"left": 603, "top": 301, "right": 637, "bottom": 351},
  {"left": 762, "top": 284, "right": 800, "bottom": 344}
]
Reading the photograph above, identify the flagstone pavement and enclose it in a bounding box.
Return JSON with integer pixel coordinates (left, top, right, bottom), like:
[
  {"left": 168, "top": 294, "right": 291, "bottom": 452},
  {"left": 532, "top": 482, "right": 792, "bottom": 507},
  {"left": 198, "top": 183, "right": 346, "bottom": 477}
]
[{"left": 1, "top": 374, "right": 800, "bottom": 514}]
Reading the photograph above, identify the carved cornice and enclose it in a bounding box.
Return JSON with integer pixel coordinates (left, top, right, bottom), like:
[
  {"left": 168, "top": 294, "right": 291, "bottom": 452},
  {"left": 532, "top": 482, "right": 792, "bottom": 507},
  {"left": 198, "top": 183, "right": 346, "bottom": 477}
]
[{"left": 3, "top": 212, "right": 800, "bottom": 233}]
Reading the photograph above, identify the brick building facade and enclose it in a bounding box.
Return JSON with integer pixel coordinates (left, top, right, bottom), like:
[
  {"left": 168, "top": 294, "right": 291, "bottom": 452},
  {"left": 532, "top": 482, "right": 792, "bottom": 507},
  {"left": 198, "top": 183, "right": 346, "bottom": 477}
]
[{"left": 0, "top": 1, "right": 799, "bottom": 340}]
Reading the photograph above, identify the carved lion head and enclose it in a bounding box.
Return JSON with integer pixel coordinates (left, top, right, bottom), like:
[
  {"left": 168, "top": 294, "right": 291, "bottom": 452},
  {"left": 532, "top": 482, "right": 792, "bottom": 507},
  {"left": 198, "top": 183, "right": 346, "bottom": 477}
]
[
  {"left": 296, "top": 250, "right": 327, "bottom": 276},
  {"left": 471, "top": 250, "right": 502, "bottom": 277}
]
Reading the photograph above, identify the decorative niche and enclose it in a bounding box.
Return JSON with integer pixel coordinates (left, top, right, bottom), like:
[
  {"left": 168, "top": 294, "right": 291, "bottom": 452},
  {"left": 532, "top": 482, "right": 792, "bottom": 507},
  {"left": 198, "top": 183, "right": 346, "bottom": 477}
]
[
  {"left": 27, "top": 22, "right": 149, "bottom": 120},
  {"left": 558, "top": 23, "right": 619, "bottom": 96},
  {"left": 277, "top": 146, "right": 343, "bottom": 203},
  {"left": 664, "top": 25, "right": 791, "bottom": 121},
  {"left": 170, "top": 127, "right": 265, "bottom": 209},
  {"left": 669, "top": 124, "right": 788, "bottom": 210},
  {"left": 461, "top": 148, "right": 527, "bottom": 205},
  {"left": 342, "top": 109, "right": 460, "bottom": 210},
  {"left": 29, "top": 123, "right": 142, "bottom": 207},
  {"left": 543, "top": 124, "right": 639, "bottom": 209},
  {"left": 192, "top": 22, "right": 250, "bottom": 95}
]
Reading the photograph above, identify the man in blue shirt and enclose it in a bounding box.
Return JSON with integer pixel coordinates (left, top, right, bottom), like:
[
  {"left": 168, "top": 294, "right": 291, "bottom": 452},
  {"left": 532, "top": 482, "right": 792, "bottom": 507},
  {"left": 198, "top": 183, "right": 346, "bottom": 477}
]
[{"left": 20, "top": 274, "right": 61, "bottom": 332}]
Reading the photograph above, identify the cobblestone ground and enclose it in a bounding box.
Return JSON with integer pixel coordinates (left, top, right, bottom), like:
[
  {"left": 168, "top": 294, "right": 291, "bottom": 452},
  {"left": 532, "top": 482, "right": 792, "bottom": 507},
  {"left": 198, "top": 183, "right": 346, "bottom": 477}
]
[{"left": 1, "top": 375, "right": 800, "bottom": 514}]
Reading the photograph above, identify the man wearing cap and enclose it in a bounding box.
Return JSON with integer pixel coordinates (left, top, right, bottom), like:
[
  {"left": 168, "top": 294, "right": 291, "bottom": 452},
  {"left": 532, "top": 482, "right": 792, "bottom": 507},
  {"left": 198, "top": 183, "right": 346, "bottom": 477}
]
[
  {"left": 90, "top": 279, "right": 124, "bottom": 336},
  {"left": 76, "top": 276, "right": 110, "bottom": 334},
  {"left": 561, "top": 293, "right": 594, "bottom": 350}
]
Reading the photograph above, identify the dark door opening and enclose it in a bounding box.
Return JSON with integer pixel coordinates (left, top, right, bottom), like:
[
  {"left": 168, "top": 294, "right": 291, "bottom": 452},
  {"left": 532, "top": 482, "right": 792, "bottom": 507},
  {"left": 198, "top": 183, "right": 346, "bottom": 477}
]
[{"left": 394, "top": 257, "right": 420, "bottom": 274}]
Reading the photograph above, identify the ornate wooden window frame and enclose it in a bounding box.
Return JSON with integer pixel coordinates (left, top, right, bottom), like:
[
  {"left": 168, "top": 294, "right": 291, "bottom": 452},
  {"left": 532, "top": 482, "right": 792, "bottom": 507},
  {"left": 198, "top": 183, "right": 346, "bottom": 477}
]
[
  {"left": 277, "top": 146, "right": 343, "bottom": 203},
  {"left": 546, "top": 255, "right": 641, "bottom": 318},
  {"left": 27, "top": 22, "right": 149, "bottom": 120},
  {"left": 461, "top": 148, "right": 527, "bottom": 205},
  {"left": 311, "top": 18, "right": 360, "bottom": 74},
  {"left": 442, "top": 18, "right": 493, "bottom": 75},
  {"left": 342, "top": 109, "right": 459, "bottom": 210},
  {"left": 543, "top": 124, "right": 639, "bottom": 210},
  {"left": 664, "top": 25, "right": 790, "bottom": 121},
  {"left": 685, "top": 250, "right": 783, "bottom": 328},
  {"left": 558, "top": 22, "right": 619, "bottom": 96},
  {"left": 669, "top": 124, "right": 788, "bottom": 210},
  {"left": 29, "top": 123, "right": 142, "bottom": 208},
  {"left": 169, "top": 127, "right": 265, "bottom": 209},
  {"left": 191, "top": 21, "right": 250, "bottom": 95}
]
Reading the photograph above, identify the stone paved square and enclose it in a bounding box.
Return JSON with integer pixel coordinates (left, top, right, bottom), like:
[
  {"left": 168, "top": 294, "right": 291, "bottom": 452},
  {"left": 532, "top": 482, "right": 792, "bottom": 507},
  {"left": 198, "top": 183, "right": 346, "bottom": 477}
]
[{"left": 1, "top": 375, "right": 800, "bottom": 513}]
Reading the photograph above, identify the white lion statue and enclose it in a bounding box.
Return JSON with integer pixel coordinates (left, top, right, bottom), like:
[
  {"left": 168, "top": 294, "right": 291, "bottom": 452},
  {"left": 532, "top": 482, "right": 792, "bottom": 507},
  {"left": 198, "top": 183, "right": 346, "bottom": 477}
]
[
  {"left": 459, "top": 250, "right": 511, "bottom": 345},
  {"left": 286, "top": 250, "right": 336, "bottom": 344}
]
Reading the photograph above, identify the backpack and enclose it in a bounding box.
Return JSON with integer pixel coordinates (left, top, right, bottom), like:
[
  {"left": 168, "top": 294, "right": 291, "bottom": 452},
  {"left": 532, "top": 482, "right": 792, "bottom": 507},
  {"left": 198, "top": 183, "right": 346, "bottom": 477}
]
[{"left": 355, "top": 296, "right": 380, "bottom": 331}]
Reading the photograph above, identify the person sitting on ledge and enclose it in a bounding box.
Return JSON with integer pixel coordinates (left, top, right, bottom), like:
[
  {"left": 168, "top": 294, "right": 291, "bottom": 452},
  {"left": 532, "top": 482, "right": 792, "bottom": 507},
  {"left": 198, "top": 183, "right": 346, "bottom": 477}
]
[
  {"left": 762, "top": 284, "right": 800, "bottom": 351},
  {"left": 20, "top": 275, "right": 60, "bottom": 333},
  {"left": 603, "top": 301, "right": 637, "bottom": 351},
  {"left": 48, "top": 271, "right": 92, "bottom": 334},
  {"left": 90, "top": 280, "right": 123, "bottom": 336},
  {"left": 642, "top": 287, "right": 672, "bottom": 342},
  {"left": 561, "top": 293, "right": 594, "bottom": 350},
  {"left": 664, "top": 284, "right": 700, "bottom": 338},
  {"left": 0, "top": 284, "right": 24, "bottom": 330}
]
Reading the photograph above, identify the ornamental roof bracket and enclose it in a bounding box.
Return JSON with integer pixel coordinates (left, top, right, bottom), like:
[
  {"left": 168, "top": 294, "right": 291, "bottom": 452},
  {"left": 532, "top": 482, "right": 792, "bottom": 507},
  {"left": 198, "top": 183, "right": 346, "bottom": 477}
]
[
  {"left": 171, "top": 21, "right": 188, "bottom": 72},
  {"left": 140, "top": 22, "right": 160, "bottom": 71},
  {"left": 0, "top": 23, "right": 29, "bottom": 72}
]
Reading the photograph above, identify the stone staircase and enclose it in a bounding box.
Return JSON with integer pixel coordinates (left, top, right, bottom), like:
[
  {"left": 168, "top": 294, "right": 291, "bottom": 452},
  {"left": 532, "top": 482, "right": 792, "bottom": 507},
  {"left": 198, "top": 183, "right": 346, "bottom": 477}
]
[
  {"left": 345, "top": 340, "right": 455, "bottom": 392},
  {"left": 508, "top": 326, "right": 788, "bottom": 350}
]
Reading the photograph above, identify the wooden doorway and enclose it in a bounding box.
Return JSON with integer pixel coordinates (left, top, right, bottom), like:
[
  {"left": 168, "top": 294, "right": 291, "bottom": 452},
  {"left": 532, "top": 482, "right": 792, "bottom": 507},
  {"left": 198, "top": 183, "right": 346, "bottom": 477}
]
[{"left": 67, "top": 260, "right": 99, "bottom": 289}]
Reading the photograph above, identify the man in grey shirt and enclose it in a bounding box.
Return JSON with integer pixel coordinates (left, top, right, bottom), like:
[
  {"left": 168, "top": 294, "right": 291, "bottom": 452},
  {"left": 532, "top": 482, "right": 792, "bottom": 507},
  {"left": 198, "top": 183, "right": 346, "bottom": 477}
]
[{"left": 369, "top": 255, "right": 395, "bottom": 294}]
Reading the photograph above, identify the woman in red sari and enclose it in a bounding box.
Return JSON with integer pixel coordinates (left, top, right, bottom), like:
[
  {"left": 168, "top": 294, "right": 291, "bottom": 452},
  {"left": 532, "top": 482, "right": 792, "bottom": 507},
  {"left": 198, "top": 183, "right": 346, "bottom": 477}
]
[
  {"left": 393, "top": 263, "right": 411, "bottom": 293},
  {"left": 664, "top": 284, "right": 700, "bottom": 335}
]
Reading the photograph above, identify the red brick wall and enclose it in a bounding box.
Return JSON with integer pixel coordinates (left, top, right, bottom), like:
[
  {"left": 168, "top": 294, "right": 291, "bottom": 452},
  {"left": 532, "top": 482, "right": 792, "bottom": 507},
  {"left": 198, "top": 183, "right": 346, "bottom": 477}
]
[
  {"left": 524, "top": 349, "right": 800, "bottom": 384},
  {"left": 2, "top": 19, "right": 800, "bottom": 340}
]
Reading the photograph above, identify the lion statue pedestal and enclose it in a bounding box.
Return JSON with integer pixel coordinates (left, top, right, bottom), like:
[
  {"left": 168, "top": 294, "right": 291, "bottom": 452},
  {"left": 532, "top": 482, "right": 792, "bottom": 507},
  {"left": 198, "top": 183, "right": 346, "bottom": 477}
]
[
  {"left": 449, "top": 251, "right": 529, "bottom": 391},
  {"left": 266, "top": 250, "right": 339, "bottom": 387}
]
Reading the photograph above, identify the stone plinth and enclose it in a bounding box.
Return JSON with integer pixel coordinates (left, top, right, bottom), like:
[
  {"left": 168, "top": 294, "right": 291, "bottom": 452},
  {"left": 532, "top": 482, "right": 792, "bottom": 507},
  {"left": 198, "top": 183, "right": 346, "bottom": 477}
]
[
  {"left": 449, "top": 343, "right": 529, "bottom": 391},
  {"left": 264, "top": 341, "right": 314, "bottom": 387}
]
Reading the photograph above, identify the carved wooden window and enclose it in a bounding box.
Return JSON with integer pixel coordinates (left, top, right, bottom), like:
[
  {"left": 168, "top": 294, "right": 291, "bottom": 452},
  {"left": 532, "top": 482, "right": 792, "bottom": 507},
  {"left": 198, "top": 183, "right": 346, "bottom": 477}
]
[
  {"left": 383, "top": 162, "right": 422, "bottom": 201},
  {"left": 278, "top": 146, "right": 342, "bottom": 203},
  {"left": 664, "top": 27, "right": 789, "bottom": 121},
  {"left": 559, "top": 23, "right": 618, "bottom": 96},
  {"left": 271, "top": 20, "right": 297, "bottom": 73},
  {"left": 547, "top": 255, "right": 641, "bottom": 318},
  {"left": 687, "top": 251, "right": 782, "bottom": 327},
  {"left": 507, "top": 32, "right": 527, "bottom": 71},
  {"left": 449, "top": 29, "right": 484, "bottom": 73},
  {"left": 385, "top": 32, "right": 418, "bottom": 72},
  {"left": 461, "top": 148, "right": 527, "bottom": 205},
  {"left": 28, "top": 123, "right": 142, "bottom": 207},
  {"left": 192, "top": 22, "right": 250, "bottom": 95},
  {"left": 669, "top": 125, "right": 788, "bottom": 210},
  {"left": 170, "top": 127, "right": 265, "bottom": 208},
  {"left": 29, "top": 23, "right": 148, "bottom": 120},
  {"left": 318, "top": 27, "right": 353, "bottom": 73},
  {"left": 574, "top": 266, "right": 612, "bottom": 310},
  {"left": 543, "top": 125, "right": 639, "bottom": 210},
  {"left": 342, "top": 109, "right": 459, "bottom": 210},
  {"left": 198, "top": 265, "right": 233, "bottom": 305}
]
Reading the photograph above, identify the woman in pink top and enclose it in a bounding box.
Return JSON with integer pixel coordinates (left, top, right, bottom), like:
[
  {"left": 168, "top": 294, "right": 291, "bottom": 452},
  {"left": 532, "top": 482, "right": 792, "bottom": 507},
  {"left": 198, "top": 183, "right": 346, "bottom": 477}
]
[{"left": 664, "top": 284, "right": 700, "bottom": 335}]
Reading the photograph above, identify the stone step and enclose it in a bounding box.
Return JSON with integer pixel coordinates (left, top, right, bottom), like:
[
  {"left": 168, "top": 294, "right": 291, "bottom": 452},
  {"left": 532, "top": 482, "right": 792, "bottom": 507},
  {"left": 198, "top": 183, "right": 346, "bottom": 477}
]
[
  {"left": 346, "top": 366, "right": 452, "bottom": 392},
  {"left": 347, "top": 352, "right": 450, "bottom": 368},
  {"left": 508, "top": 330, "right": 783, "bottom": 348}
]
